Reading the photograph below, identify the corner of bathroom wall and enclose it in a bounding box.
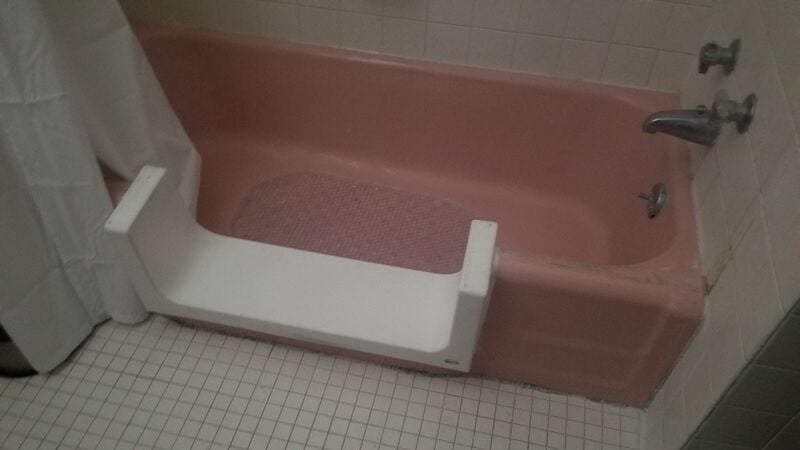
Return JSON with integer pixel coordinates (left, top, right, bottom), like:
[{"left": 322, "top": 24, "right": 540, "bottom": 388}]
[
  {"left": 645, "top": 0, "right": 800, "bottom": 448},
  {"left": 119, "top": 0, "right": 717, "bottom": 92}
]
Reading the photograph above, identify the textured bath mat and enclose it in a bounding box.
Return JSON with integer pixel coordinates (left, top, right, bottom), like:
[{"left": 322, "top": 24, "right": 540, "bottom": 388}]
[{"left": 230, "top": 172, "right": 474, "bottom": 274}]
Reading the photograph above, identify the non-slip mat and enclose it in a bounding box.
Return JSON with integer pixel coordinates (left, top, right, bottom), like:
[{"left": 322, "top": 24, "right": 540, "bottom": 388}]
[{"left": 230, "top": 173, "right": 473, "bottom": 274}]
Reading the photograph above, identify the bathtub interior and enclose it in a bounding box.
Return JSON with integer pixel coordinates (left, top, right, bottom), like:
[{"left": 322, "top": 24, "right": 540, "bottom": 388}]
[{"left": 139, "top": 28, "right": 693, "bottom": 271}]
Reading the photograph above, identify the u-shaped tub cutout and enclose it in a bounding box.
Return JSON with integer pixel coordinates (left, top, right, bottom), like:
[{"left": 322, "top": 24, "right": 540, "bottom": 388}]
[{"left": 105, "top": 166, "right": 498, "bottom": 371}]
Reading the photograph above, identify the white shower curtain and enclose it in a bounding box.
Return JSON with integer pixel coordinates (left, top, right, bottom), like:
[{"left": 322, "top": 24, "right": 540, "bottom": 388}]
[{"left": 0, "top": 0, "right": 200, "bottom": 371}]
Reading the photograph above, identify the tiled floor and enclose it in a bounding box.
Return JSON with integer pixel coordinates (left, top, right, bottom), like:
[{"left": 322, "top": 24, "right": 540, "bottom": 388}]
[{"left": 0, "top": 315, "right": 643, "bottom": 450}]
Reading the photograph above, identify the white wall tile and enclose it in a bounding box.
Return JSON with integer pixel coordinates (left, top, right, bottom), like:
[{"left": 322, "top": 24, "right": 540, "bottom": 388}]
[
  {"left": 732, "top": 212, "right": 783, "bottom": 358},
  {"left": 760, "top": 1, "right": 800, "bottom": 136},
  {"left": 472, "top": 0, "right": 521, "bottom": 32},
  {"left": 259, "top": 2, "right": 301, "bottom": 41},
  {"left": 556, "top": 40, "right": 608, "bottom": 80},
  {"left": 660, "top": 3, "right": 712, "bottom": 53},
  {"left": 669, "top": 0, "right": 713, "bottom": 6},
  {"left": 340, "top": 0, "right": 384, "bottom": 15},
  {"left": 716, "top": 131, "right": 760, "bottom": 246},
  {"left": 467, "top": 29, "right": 515, "bottom": 68},
  {"left": 158, "top": 0, "right": 218, "bottom": 27},
  {"left": 705, "top": 265, "right": 746, "bottom": 400},
  {"left": 381, "top": 17, "right": 425, "bottom": 57},
  {"left": 662, "top": 390, "right": 686, "bottom": 450},
  {"left": 340, "top": 12, "right": 382, "bottom": 51},
  {"left": 696, "top": 176, "right": 730, "bottom": 285},
  {"left": 216, "top": 0, "right": 260, "bottom": 35},
  {"left": 512, "top": 34, "right": 562, "bottom": 75},
  {"left": 647, "top": 51, "right": 692, "bottom": 92},
  {"left": 128, "top": 0, "right": 722, "bottom": 90},
  {"left": 383, "top": 0, "right": 428, "bottom": 20},
  {"left": 298, "top": 6, "right": 341, "bottom": 46},
  {"left": 612, "top": 0, "right": 673, "bottom": 48},
  {"left": 691, "top": 145, "right": 719, "bottom": 208},
  {"left": 564, "top": 0, "right": 622, "bottom": 42},
  {"left": 297, "top": 0, "right": 340, "bottom": 8},
  {"left": 649, "top": 2, "right": 800, "bottom": 449},
  {"left": 517, "top": 0, "right": 571, "bottom": 37},
  {"left": 602, "top": 45, "right": 656, "bottom": 86},
  {"left": 747, "top": 63, "right": 800, "bottom": 186},
  {"left": 683, "top": 354, "right": 711, "bottom": 433},
  {"left": 424, "top": 23, "right": 471, "bottom": 64},
  {"left": 427, "top": 0, "right": 473, "bottom": 26},
  {"left": 761, "top": 147, "right": 800, "bottom": 311}
]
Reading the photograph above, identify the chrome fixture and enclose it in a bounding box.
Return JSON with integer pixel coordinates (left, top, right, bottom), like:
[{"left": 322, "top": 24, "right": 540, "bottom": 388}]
[
  {"left": 638, "top": 183, "right": 667, "bottom": 219},
  {"left": 642, "top": 105, "right": 719, "bottom": 146},
  {"left": 699, "top": 39, "right": 740, "bottom": 74},
  {"left": 711, "top": 90, "right": 757, "bottom": 133},
  {"left": 642, "top": 90, "right": 758, "bottom": 147}
]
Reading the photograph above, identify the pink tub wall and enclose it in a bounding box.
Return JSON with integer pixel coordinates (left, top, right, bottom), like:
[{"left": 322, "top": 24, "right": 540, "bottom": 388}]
[{"left": 135, "top": 24, "right": 704, "bottom": 407}]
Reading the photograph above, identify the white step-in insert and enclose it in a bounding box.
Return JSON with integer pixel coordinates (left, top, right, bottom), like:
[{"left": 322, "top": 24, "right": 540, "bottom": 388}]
[{"left": 105, "top": 166, "right": 498, "bottom": 371}]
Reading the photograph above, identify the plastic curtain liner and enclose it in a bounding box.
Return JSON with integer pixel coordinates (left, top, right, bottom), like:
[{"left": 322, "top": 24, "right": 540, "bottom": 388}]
[{"left": 0, "top": 0, "right": 200, "bottom": 372}]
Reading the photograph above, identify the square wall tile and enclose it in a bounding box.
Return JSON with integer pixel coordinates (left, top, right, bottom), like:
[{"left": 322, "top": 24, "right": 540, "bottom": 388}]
[
  {"left": 217, "top": 0, "right": 260, "bottom": 36},
  {"left": 648, "top": 51, "right": 693, "bottom": 92},
  {"left": 715, "top": 131, "right": 760, "bottom": 245},
  {"left": 705, "top": 266, "right": 747, "bottom": 400},
  {"left": 564, "top": 0, "right": 622, "bottom": 42},
  {"left": 696, "top": 178, "right": 730, "bottom": 284},
  {"left": 760, "top": 1, "right": 800, "bottom": 138},
  {"left": 747, "top": 63, "right": 800, "bottom": 190},
  {"left": 427, "top": 0, "right": 473, "bottom": 25},
  {"left": 298, "top": 7, "right": 341, "bottom": 46},
  {"left": 663, "top": 389, "right": 687, "bottom": 450},
  {"left": 472, "top": 0, "right": 521, "bottom": 32},
  {"left": 761, "top": 148, "right": 800, "bottom": 312},
  {"left": 340, "top": 0, "right": 384, "bottom": 15},
  {"left": 340, "top": 13, "right": 382, "bottom": 51},
  {"left": 381, "top": 18, "right": 425, "bottom": 57},
  {"left": 556, "top": 39, "right": 608, "bottom": 81},
  {"left": 612, "top": 0, "right": 672, "bottom": 48},
  {"left": 467, "top": 29, "right": 515, "bottom": 68},
  {"left": 259, "top": 2, "right": 300, "bottom": 41},
  {"left": 298, "top": 0, "right": 339, "bottom": 8},
  {"left": 424, "top": 23, "right": 470, "bottom": 64},
  {"left": 517, "top": 0, "right": 571, "bottom": 37},
  {"left": 684, "top": 354, "right": 713, "bottom": 433},
  {"left": 512, "top": 34, "right": 562, "bottom": 75},
  {"left": 732, "top": 213, "right": 783, "bottom": 359},
  {"left": 383, "top": 0, "right": 428, "bottom": 20},
  {"left": 158, "top": 0, "right": 217, "bottom": 28},
  {"left": 660, "top": 3, "right": 712, "bottom": 53},
  {"left": 602, "top": 45, "right": 656, "bottom": 86}
]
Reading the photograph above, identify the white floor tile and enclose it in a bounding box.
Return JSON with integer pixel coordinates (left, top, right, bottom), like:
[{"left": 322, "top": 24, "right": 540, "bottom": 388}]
[{"left": 0, "top": 315, "right": 644, "bottom": 449}]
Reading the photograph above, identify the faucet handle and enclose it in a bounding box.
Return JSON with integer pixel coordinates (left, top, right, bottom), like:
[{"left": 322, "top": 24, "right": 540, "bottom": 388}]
[
  {"left": 711, "top": 90, "right": 758, "bottom": 133},
  {"left": 698, "top": 39, "right": 740, "bottom": 74}
]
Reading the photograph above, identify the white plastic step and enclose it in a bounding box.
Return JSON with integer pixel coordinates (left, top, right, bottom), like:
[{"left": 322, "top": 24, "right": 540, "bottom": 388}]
[{"left": 105, "top": 166, "right": 498, "bottom": 371}]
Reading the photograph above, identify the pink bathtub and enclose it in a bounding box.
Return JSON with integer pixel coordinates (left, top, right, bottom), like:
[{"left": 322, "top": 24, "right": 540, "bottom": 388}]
[{"left": 136, "top": 24, "right": 704, "bottom": 407}]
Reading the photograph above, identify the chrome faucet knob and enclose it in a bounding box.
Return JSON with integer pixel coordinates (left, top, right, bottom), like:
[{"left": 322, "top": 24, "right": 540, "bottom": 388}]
[
  {"left": 711, "top": 90, "right": 758, "bottom": 133},
  {"left": 698, "top": 39, "right": 740, "bottom": 74},
  {"left": 637, "top": 183, "right": 667, "bottom": 219}
]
